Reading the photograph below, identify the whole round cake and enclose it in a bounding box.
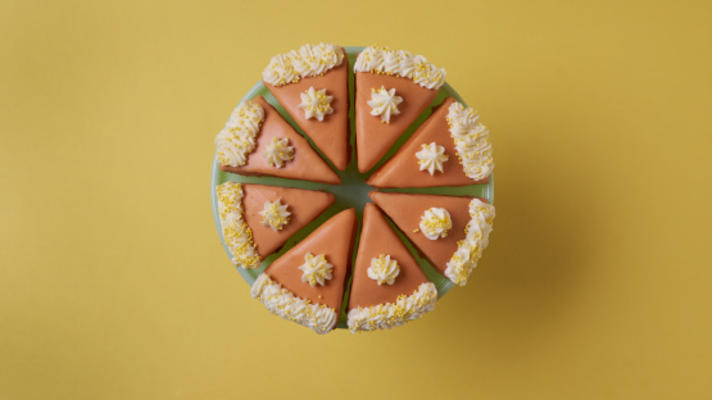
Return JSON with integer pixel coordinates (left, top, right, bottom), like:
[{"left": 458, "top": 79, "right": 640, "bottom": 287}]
[{"left": 212, "top": 44, "right": 495, "bottom": 334}]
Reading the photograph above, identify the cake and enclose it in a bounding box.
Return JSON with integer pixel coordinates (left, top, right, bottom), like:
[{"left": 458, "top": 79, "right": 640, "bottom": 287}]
[{"left": 213, "top": 44, "right": 495, "bottom": 334}]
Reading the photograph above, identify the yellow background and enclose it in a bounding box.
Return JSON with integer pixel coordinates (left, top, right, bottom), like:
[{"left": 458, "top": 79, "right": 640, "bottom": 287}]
[{"left": 1, "top": 0, "right": 711, "bottom": 398}]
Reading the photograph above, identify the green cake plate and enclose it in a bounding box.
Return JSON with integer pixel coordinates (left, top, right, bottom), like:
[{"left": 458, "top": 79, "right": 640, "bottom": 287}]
[{"left": 211, "top": 46, "right": 494, "bottom": 328}]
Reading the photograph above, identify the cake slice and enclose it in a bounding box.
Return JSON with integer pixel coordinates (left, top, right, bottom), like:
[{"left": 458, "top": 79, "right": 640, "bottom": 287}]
[
  {"left": 216, "top": 96, "right": 340, "bottom": 184},
  {"left": 347, "top": 204, "right": 437, "bottom": 332},
  {"left": 370, "top": 191, "right": 495, "bottom": 287},
  {"left": 367, "top": 97, "right": 493, "bottom": 188},
  {"left": 354, "top": 46, "right": 446, "bottom": 172},
  {"left": 262, "top": 43, "right": 350, "bottom": 170},
  {"left": 216, "top": 182, "right": 335, "bottom": 269},
  {"left": 251, "top": 209, "right": 357, "bottom": 334}
]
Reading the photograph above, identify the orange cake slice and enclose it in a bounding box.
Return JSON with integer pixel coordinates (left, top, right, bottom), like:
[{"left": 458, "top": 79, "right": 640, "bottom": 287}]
[
  {"left": 216, "top": 96, "right": 340, "bottom": 184},
  {"left": 262, "top": 43, "right": 350, "bottom": 170},
  {"left": 368, "top": 97, "right": 493, "bottom": 188},
  {"left": 216, "top": 182, "right": 335, "bottom": 269},
  {"left": 354, "top": 46, "right": 446, "bottom": 172},
  {"left": 347, "top": 204, "right": 437, "bottom": 332},
  {"left": 250, "top": 209, "right": 358, "bottom": 334},
  {"left": 370, "top": 191, "right": 495, "bottom": 286}
]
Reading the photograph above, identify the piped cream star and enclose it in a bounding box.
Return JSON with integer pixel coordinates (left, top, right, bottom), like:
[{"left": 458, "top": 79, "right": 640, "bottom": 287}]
[
  {"left": 367, "top": 86, "right": 403, "bottom": 123},
  {"left": 258, "top": 198, "right": 291, "bottom": 231},
  {"left": 415, "top": 142, "right": 449, "bottom": 175},
  {"left": 262, "top": 136, "right": 294, "bottom": 168},
  {"left": 298, "top": 86, "right": 334, "bottom": 121},
  {"left": 298, "top": 253, "right": 334, "bottom": 287},
  {"left": 419, "top": 207, "right": 452, "bottom": 240},
  {"left": 367, "top": 254, "right": 401, "bottom": 286}
]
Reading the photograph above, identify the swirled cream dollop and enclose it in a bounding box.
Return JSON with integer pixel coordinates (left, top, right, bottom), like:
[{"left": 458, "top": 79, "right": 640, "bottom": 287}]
[
  {"left": 262, "top": 136, "right": 294, "bottom": 168},
  {"left": 354, "top": 46, "right": 446, "bottom": 90},
  {"left": 446, "top": 101, "right": 494, "bottom": 181},
  {"left": 415, "top": 142, "right": 449, "bottom": 175},
  {"left": 299, "top": 253, "right": 334, "bottom": 287},
  {"left": 251, "top": 274, "right": 337, "bottom": 334},
  {"left": 262, "top": 43, "right": 344, "bottom": 86},
  {"left": 347, "top": 282, "right": 438, "bottom": 332},
  {"left": 419, "top": 207, "right": 452, "bottom": 240},
  {"left": 216, "top": 182, "right": 260, "bottom": 269},
  {"left": 367, "top": 86, "right": 403, "bottom": 123},
  {"left": 444, "top": 199, "right": 495, "bottom": 286},
  {"left": 258, "top": 198, "right": 291, "bottom": 231},
  {"left": 215, "top": 100, "right": 264, "bottom": 167},
  {"left": 298, "top": 86, "right": 334, "bottom": 121},
  {"left": 367, "top": 254, "right": 401, "bottom": 286}
]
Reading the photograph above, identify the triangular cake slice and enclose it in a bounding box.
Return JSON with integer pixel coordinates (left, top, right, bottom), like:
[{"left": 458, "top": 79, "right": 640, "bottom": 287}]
[
  {"left": 262, "top": 43, "right": 350, "bottom": 170},
  {"left": 216, "top": 96, "right": 340, "bottom": 184},
  {"left": 354, "top": 46, "right": 446, "bottom": 172},
  {"left": 370, "top": 191, "right": 495, "bottom": 287},
  {"left": 347, "top": 204, "right": 437, "bottom": 332},
  {"left": 216, "top": 182, "right": 335, "bottom": 269},
  {"left": 251, "top": 209, "right": 357, "bottom": 334},
  {"left": 242, "top": 184, "right": 335, "bottom": 257},
  {"left": 368, "top": 97, "right": 493, "bottom": 187}
]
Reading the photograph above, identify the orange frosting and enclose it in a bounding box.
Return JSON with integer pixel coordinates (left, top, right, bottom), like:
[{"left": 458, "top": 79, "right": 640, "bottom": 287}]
[
  {"left": 220, "top": 96, "right": 340, "bottom": 185},
  {"left": 264, "top": 209, "right": 357, "bottom": 311},
  {"left": 241, "top": 184, "right": 334, "bottom": 258},
  {"left": 368, "top": 97, "right": 490, "bottom": 188},
  {"left": 355, "top": 71, "right": 438, "bottom": 172},
  {"left": 264, "top": 48, "right": 350, "bottom": 170},
  {"left": 369, "top": 191, "right": 487, "bottom": 275},
  {"left": 348, "top": 204, "right": 430, "bottom": 309}
]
